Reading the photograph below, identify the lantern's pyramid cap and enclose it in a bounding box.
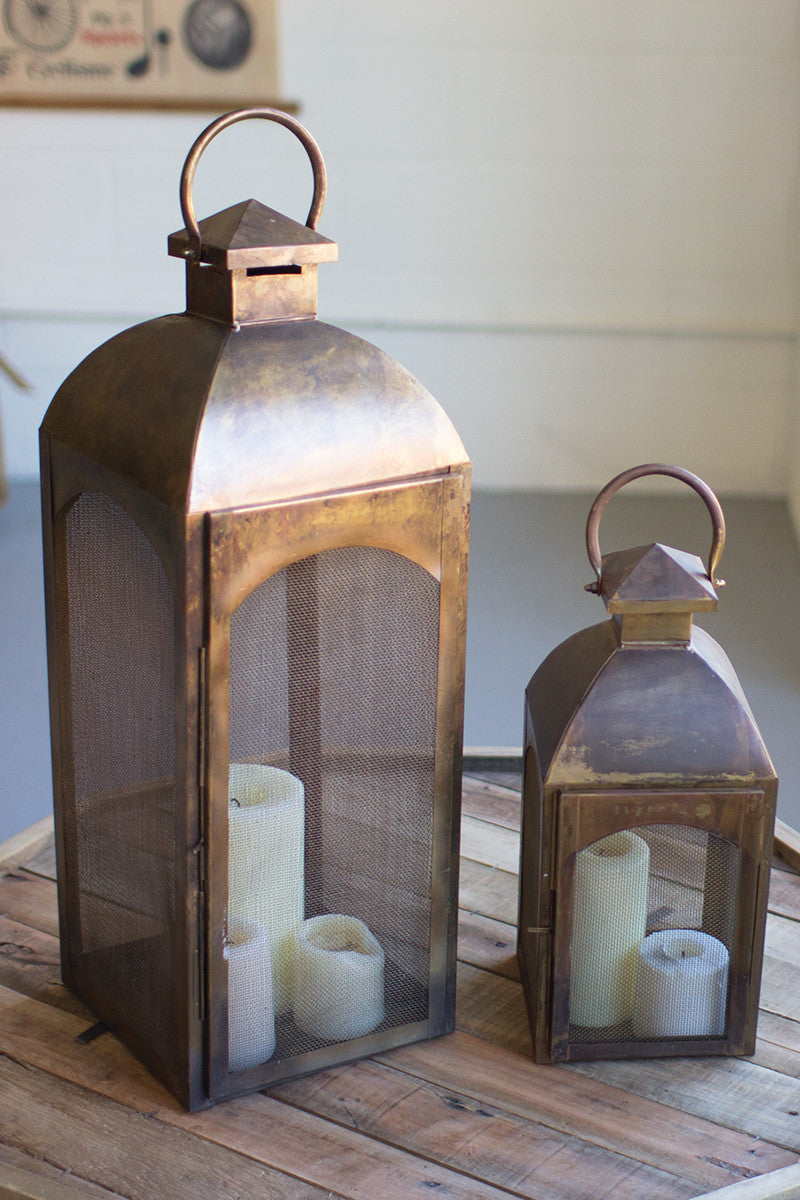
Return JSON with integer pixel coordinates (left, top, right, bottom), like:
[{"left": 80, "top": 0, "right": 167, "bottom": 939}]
[
  {"left": 599, "top": 542, "right": 719, "bottom": 613},
  {"left": 168, "top": 198, "right": 338, "bottom": 269}
]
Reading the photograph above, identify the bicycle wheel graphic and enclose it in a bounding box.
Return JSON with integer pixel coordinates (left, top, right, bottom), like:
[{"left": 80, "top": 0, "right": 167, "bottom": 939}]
[{"left": 3, "top": 0, "right": 78, "bottom": 52}]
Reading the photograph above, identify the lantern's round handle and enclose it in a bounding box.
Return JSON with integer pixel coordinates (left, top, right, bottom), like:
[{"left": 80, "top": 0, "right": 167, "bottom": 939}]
[
  {"left": 178, "top": 106, "right": 327, "bottom": 262},
  {"left": 585, "top": 463, "right": 726, "bottom": 593}
]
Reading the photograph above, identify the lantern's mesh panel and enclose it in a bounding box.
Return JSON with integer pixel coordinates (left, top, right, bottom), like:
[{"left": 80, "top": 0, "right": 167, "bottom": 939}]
[
  {"left": 227, "top": 545, "right": 439, "bottom": 1069},
  {"left": 57, "top": 492, "right": 178, "bottom": 1072},
  {"left": 568, "top": 824, "right": 740, "bottom": 1045}
]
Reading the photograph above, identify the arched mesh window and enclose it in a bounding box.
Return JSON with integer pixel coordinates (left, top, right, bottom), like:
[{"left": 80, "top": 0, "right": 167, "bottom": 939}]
[{"left": 228, "top": 545, "right": 440, "bottom": 1060}]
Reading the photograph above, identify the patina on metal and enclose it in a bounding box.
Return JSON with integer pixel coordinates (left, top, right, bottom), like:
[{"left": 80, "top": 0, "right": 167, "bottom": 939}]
[
  {"left": 517, "top": 464, "right": 776, "bottom": 1064},
  {"left": 40, "top": 107, "right": 471, "bottom": 1111}
]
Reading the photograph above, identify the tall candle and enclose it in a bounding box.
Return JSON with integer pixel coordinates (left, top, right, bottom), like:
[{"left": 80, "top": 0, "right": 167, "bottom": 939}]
[
  {"left": 291, "top": 914, "right": 385, "bottom": 1042},
  {"left": 225, "top": 916, "right": 276, "bottom": 1072},
  {"left": 228, "top": 763, "right": 304, "bottom": 1014},
  {"left": 633, "top": 929, "right": 729, "bottom": 1038},
  {"left": 569, "top": 830, "right": 650, "bottom": 1027}
]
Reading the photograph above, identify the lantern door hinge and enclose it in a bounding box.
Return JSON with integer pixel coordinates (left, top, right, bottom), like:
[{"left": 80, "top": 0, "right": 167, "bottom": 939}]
[
  {"left": 198, "top": 644, "right": 208, "bottom": 795},
  {"left": 192, "top": 836, "right": 208, "bottom": 1024}
]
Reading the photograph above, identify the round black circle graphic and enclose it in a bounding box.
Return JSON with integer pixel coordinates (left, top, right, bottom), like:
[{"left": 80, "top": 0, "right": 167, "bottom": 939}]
[
  {"left": 3, "top": 0, "right": 77, "bottom": 52},
  {"left": 183, "top": 0, "right": 252, "bottom": 71}
]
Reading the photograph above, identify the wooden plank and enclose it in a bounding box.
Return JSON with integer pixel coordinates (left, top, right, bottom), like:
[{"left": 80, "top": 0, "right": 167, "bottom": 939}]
[
  {"left": 376, "top": 1031, "right": 795, "bottom": 1190},
  {"left": 175, "top": 1090, "right": 535, "bottom": 1200},
  {"left": 0, "top": 1161, "right": 121, "bottom": 1200},
  {"left": 460, "top": 777, "right": 522, "bottom": 831},
  {"left": 460, "top": 815, "right": 520, "bottom": 874},
  {"left": 775, "top": 821, "right": 800, "bottom": 874},
  {"left": 760, "top": 952, "right": 800, "bottom": 1025},
  {"left": 0, "top": 1057, "right": 324, "bottom": 1200},
  {"left": 769, "top": 869, "right": 800, "bottom": 922},
  {"left": 568, "top": 1053, "right": 800, "bottom": 1154},
  {"left": 688, "top": 1162, "right": 800, "bottom": 1200},
  {"left": 765, "top": 911, "right": 800, "bottom": 968},
  {"left": 0, "top": 917, "right": 90, "bottom": 1019},
  {"left": 0, "top": 819, "right": 54, "bottom": 873},
  {"left": 0, "top": 872, "right": 59, "bottom": 938},
  {"left": 0, "top": 987, "right": 512, "bottom": 1200},
  {"left": 756, "top": 1010, "right": 800, "bottom": 1061},
  {"left": 456, "top": 961, "right": 532, "bottom": 1055},
  {"left": 0, "top": 1143, "right": 124, "bottom": 1200},
  {"left": 458, "top": 910, "right": 519, "bottom": 980},
  {"left": 273, "top": 1057, "right": 701, "bottom": 1200},
  {"left": 458, "top": 858, "right": 518, "bottom": 926},
  {"left": 21, "top": 842, "right": 57, "bottom": 883}
]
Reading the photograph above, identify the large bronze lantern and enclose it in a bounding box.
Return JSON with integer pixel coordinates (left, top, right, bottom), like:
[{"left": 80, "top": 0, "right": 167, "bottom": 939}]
[
  {"left": 40, "top": 108, "right": 471, "bottom": 1110},
  {"left": 517, "top": 464, "right": 776, "bottom": 1064}
]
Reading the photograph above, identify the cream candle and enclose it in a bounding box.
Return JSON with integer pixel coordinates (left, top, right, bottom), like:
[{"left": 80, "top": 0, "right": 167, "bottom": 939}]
[
  {"left": 228, "top": 763, "right": 304, "bottom": 1014},
  {"left": 633, "top": 929, "right": 729, "bottom": 1038},
  {"left": 225, "top": 916, "right": 276, "bottom": 1072},
  {"left": 569, "top": 830, "right": 650, "bottom": 1028},
  {"left": 291, "top": 914, "right": 385, "bottom": 1042}
]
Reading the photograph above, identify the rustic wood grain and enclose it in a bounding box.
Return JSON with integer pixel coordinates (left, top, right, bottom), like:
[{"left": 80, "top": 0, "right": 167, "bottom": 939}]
[
  {"left": 461, "top": 814, "right": 520, "bottom": 874},
  {"left": 272, "top": 1057, "right": 701, "bottom": 1200},
  {"left": 458, "top": 858, "right": 518, "bottom": 925},
  {"left": 376, "top": 1031, "right": 796, "bottom": 1189},
  {"left": 0, "top": 872, "right": 58, "bottom": 938},
  {"left": 0, "top": 916, "right": 89, "bottom": 1019},
  {"left": 460, "top": 777, "right": 522, "bottom": 830},
  {"left": 568, "top": 1053, "right": 800, "bottom": 1153},
  {"left": 688, "top": 1161, "right": 800, "bottom": 1200},
  {"left": 1, "top": 783, "right": 799, "bottom": 1200},
  {"left": 0, "top": 1057, "right": 323, "bottom": 1200}
]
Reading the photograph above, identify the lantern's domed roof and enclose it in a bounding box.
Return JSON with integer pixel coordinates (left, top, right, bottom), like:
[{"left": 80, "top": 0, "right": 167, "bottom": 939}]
[
  {"left": 527, "top": 621, "right": 775, "bottom": 788},
  {"left": 42, "top": 312, "right": 469, "bottom": 515}
]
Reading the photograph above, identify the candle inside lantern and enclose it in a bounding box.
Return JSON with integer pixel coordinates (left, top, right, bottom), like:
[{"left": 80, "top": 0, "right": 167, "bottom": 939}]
[
  {"left": 633, "top": 929, "right": 729, "bottom": 1038},
  {"left": 291, "top": 914, "right": 385, "bottom": 1042},
  {"left": 228, "top": 764, "right": 305, "bottom": 1014},
  {"left": 225, "top": 917, "right": 276, "bottom": 1072},
  {"left": 569, "top": 830, "right": 650, "bottom": 1028}
]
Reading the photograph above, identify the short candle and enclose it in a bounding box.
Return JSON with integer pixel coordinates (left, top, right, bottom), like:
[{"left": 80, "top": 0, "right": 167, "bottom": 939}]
[
  {"left": 633, "top": 928, "right": 729, "bottom": 1038},
  {"left": 291, "top": 913, "right": 385, "bottom": 1042},
  {"left": 225, "top": 916, "right": 276, "bottom": 1072}
]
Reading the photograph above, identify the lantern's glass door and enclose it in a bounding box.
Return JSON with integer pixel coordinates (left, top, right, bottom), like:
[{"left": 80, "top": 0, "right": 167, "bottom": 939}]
[
  {"left": 220, "top": 543, "right": 440, "bottom": 1076},
  {"left": 552, "top": 791, "right": 764, "bottom": 1057}
]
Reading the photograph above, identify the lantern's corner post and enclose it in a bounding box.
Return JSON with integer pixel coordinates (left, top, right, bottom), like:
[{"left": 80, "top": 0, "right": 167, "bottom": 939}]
[
  {"left": 38, "top": 429, "right": 75, "bottom": 982},
  {"left": 741, "top": 777, "right": 779, "bottom": 1055},
  {"left": 174, "top": 509, "right": 212, "bottom": 1108},
  {"left": 429, "top": 467, "right": 470, "bottom": 1037}
]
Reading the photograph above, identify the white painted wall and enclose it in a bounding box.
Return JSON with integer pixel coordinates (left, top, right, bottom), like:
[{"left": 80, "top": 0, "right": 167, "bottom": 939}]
[{"left": 1, "top": 0, "right": 799, "bottom": 495}]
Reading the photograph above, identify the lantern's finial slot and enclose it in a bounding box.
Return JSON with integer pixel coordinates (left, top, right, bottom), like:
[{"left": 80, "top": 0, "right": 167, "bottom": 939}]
[{"left": 247, "top": 265, "right": 303, "bottom": 277}]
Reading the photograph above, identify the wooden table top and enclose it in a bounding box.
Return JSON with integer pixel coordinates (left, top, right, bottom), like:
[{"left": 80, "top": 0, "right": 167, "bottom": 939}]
[{"left": 1, "top": 774, "right": 800, "bottom": 1200}]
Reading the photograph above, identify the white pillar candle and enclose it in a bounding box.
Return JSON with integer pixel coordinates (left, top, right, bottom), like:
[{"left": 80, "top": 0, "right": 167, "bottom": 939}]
[
  {"left": 569, "top": 830, "right": 650, "bottom": 1028},
  {"left": 633, "top": 929, "right": 729, "bottom": 1038},
  {"left": 228, "top": 763, "right": 304, "bottom": 1014},
  {"left": 225, "top": 916, "right": 276, "bottom": 1072},
  {"left": 291, "top": 914, "right": 385, "bottom": 1042}
]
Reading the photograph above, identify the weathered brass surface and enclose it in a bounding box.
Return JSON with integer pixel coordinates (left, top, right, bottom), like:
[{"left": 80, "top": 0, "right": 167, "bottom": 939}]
[
  {"left": 40, "top": 107, "right": 471, "bottom": 1111},
  {"left": 518, "top": 464, "right": 777, "bottom": 1067}
]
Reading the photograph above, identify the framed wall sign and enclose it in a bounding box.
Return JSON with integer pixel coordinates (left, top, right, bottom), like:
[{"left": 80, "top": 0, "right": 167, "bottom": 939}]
[{"left": 0, "top": 0, "right": 285, "bottom": 109}]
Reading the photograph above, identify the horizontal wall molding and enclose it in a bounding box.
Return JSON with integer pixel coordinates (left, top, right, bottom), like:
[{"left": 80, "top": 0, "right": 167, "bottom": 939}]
[{"left": 2, "top": 308, "right": 796, "bottom": 344}]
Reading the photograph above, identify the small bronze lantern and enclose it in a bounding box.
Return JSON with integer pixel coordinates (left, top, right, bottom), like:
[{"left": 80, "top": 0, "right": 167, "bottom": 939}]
[
  {"left": 518, "top": 464, "right": 776, "bottom": 1063},
  {"left": 40, "top": 108, "right": 470, "bottom": 1110}
]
